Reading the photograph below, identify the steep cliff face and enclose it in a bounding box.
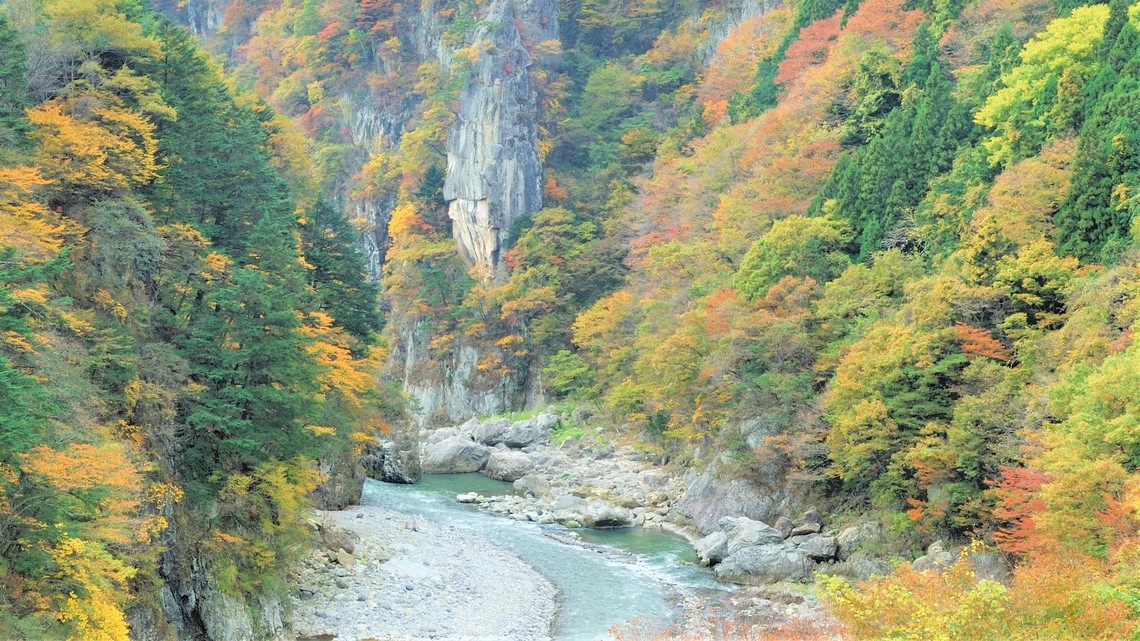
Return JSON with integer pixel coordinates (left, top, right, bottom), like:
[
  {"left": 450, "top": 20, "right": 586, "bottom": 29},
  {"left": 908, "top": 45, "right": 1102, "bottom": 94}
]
[
  {"left": 442, "top": 0, "right": 551, "bottom": 274},
  {"left": 388, "top": 0, "right": 556, "bottom": 423},
  {"left": 177, "top": 0, "right": 228, "bottom": 35},
  {"left": 399, "top": 321, "right": 525, "bottom": 422}
]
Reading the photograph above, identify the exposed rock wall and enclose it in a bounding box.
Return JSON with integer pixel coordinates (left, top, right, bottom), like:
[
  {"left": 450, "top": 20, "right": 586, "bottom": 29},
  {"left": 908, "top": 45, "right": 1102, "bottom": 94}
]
[
  {"left": 179, "top": 0, "right": 228, "bottom": 36},
  {"left": 442, "top": 0, "right": 551, "bottom": 274},
  {"left": 398, "top": 320, "right": 524, "bottom": 423},
  {"left": 153, "top": 512, "right": 286, "bottom": 641}
]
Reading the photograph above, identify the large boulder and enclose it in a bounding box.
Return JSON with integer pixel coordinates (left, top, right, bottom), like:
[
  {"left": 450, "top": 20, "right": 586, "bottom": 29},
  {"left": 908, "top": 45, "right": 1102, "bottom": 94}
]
[
  {"left": 481, "top": 450, "right": 535, "bottom": 482},
  {"left": 514, "top": 474, "right": 553, "bottom": 498},
  {"left": 309, "top": 453, "right": 366, "bottom": 509},
  {"left": 583, "top": 500, "right": 634, "bottom": 528},
  {"left": 836, "top": 521, "right": 883, "bottom": 561},
  {"left": 694, "top": 531, "right": 728, "bottom": 566},
  {"left": 552, "top": 494, "right": 588, "bottom": 511},
  {"left": 774, "top": 516, "right": 794, "bottom": 539},
  {"left": 422, "top": 436, "right": 491, "bottom": 473},
  {"left": 791, "top": 534, "right": 838, "bottom": 562},
  {"left": 678, "top": 473, "right": 781, "bottom": 535},
  {"left": 426, "top": 427, "right": 463, "bottom": 445},
  {"left": 714, "top": 544, "right": 814, "bottom": 584},
  {"left": 500, "top": 413, "right": 559, "bottom": 448},
  {"left": 473, "top": 418, "right": 512, "bottom": 446},
  {"left": 722, "top": 516, "right": 785, "bottom": 555},
  {"left": 912, "top": 540, "right": 955, "bottom": 572}
]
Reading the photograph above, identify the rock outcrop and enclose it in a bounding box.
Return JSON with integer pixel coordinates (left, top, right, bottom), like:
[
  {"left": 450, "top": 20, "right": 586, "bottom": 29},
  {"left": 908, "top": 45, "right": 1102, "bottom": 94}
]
[
  {"left": 400, "top": 326, "right": 526, "bottom": 424},
  {"left": 361, "top": 438, "right": 423, "bottom": 485},
  {"left": 583, "top": 500, "right": 635, "bottom": 528},
  {"left": 443, "top": 0, "right": 549, "bottom": 274},
  {"left": 157, "top": 517, "right": 287, "bottom": 641},
  {"left": 310, "top": 454, "right": 367, "bottom": 510},
  {"left": 714, "top": 544, "right": 815, "bottom": 584},
  {"left": 694, "top": 511, "right": 840, "bottom": 584},
  {"left": 678, "top": 472, "right": 787, "bottom": 535},
  {"left": 422, "top": 436, "right": 492, "bottom": 473}
]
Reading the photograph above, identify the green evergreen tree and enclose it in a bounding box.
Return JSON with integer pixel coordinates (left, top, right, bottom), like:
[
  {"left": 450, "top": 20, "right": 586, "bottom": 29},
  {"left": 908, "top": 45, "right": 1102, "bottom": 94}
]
[
  {"left": 0, "top": 13, "right": 29, "bottom": 151},
  {"left": 145, "top": 22, "right": 294, "bottom": 254},
  {"left": 301, "top": 199, "right": 383, "bottom": 345},
  {"left": 1057, "top": 32, "right": 1140, "bottom": 261},
  {"left": 179, "top": 214, "right": 322, "bottom": 498}
]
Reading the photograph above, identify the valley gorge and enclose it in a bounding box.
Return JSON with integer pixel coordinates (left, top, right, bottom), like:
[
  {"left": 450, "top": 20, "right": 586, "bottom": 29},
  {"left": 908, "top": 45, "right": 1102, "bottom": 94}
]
[{"left": 3, "top": 0, "right": 1140, "bottom": 638}]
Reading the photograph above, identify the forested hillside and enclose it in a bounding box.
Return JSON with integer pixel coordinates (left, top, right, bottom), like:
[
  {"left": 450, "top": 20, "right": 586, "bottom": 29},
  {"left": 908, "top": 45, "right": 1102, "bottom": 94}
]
[
  {"left": 0, "top": 1, "right": 400, "bottom": 637},
  {"left": 5, "top": 0, "right": 1140, "bottom": 637},
  {"left": 171, "top": 0, "right": 1140, "bottom": 633}
]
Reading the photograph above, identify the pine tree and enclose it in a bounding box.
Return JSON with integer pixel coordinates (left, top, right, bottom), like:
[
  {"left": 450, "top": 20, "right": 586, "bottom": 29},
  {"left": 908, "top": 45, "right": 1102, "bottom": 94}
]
[
  {"left": 0, "top": 13, "right": 29, "bottom": 151},
  {"left": 179, "top": 213, "right": 322, "bottom": 497},
  {"left": 301, "top": 199, "right": 383, "bottom": 345}
]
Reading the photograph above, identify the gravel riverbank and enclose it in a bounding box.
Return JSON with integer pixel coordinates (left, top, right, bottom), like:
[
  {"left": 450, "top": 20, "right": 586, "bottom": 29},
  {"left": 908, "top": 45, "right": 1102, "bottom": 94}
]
[{"left": 289, "top": 505, "right": 559, "bottom": 641}]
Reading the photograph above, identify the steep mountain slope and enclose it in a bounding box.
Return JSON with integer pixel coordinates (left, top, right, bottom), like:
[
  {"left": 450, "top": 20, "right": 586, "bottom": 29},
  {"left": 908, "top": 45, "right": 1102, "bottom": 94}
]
[
  {"left": 0, "top": 1, "right": 400, "bottom": 638},
  {"left": 6, "top": 0, "right": 1140, "bottom": 637}
]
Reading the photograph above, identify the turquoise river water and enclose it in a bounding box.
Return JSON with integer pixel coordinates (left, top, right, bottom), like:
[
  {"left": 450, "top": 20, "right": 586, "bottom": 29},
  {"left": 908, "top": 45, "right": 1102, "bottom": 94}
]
[{"left": 363, "top": 475, "right": 728, "bottom": 640}]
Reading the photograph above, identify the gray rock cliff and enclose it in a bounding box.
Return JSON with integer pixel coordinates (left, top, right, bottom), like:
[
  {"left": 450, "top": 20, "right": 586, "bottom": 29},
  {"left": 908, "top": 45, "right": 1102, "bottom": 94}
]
[{"left": 443, "top": 0, "right": 550, "bottom": 274}]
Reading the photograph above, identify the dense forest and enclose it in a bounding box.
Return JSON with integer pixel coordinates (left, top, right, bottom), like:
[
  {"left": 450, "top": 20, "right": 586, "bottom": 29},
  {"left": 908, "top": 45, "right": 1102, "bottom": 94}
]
[
  {"left": 0, "top": 0, "right": 400, "bottom": 637},
  {"left": 4, "top": 0, "right": 1140, "bottom": 637}
]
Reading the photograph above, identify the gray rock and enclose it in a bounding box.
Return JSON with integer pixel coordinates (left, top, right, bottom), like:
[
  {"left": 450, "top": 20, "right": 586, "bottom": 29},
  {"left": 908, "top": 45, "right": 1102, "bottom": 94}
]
[
  {"left": 825, "top": 551, "right": 892, "bottom": 582},
  {"left": 836, "top": 521, "right": 882, "bottom": 561},
  {"left": 694, "top": 531, "right": 728, "bottom": 566},
  {"left": 458, "top": 417, "right": 480, "bottom": 437},
  {"left": 361, "top": 438, "right": 422, "bottom": 485},
  {"left": 422, "top": 436, "right": 491, "bottom": 473},
  {"left": 426, "top": 427, "right": 462, "bottom": 445},
  {"left": 971, "top": 551, "right": 1010, "bottom": 583},
  {"left": 774, "top": 516, "right": 794, "bottom": 539},
  {"left": 677, "top": 473, "right": 780, "bottom": 535},
  {"left": 473, "top": 418, "right": 511, "bottom": 445},
  {"left": 200, "top": 584, "right": 254, "bottom": 641},
  {"left": 125, "top": 603, "right": 166, "bottom": 641},
  {"left": 912, "top": 542, "right": 956, "bottom": 572},
  {"left": 714, "top": 544, "right": 814, "bottom": 584},
  {"left": 722, "top": 516, "right": 785, "bottom": 555},
  {"left": 583, "top": 500, "right": 634, "bottom": 528},
  {"left": 639, "top": 470, "right": 668, "bottom": 488},
  {"left": 514, "top": 474, "right": 552, "bottom": 497},
  {"left": 481, "top": 450, "right": 535, "bottom": 482},
  {"left": 790, "top": 522, "right": 822, "bottom": 536},
  {"left": 501, "top": 414, "right": 557, "bottom": 448},
  {"left": 456, "top": 492, "right": 479, "bottom": 504},
  {"left": 320, "top": 523, "right": 358, "bottom": 555},
  {"left": 801, "top": 507, "right": 822, "bottom": 527},
  {"left": 552, "top": 494, "right": 587, "bottom": 511},
  {"left": 442, "top": 0, "right": 544, "bottom": 272},
  {"left": 792, "top": 535, "right": 838, "bottom": 561},
  {"left": 310, "top": 448, "right": 366, "bottom": 509}
]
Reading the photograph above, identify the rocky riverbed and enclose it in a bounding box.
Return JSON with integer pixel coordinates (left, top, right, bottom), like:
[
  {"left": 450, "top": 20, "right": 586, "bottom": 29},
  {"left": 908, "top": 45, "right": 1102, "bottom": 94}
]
[
  {"left": 289, "top": 506, "right": 558, "bottom": 641},
  {"left": 420, "top": 413, "right": 868, "bottom": 585}
]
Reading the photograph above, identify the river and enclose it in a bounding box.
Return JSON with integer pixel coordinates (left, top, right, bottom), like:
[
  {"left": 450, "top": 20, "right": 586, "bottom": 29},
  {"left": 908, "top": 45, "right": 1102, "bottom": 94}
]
[{"left": 362, "top": 475, "right": 730, "bottom": 640}]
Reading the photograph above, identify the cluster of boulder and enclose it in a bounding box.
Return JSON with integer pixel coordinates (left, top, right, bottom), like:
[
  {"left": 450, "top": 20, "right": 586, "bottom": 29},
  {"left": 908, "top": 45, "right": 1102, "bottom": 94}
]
[
  {"left": 422, "top": 413, "right": 690, "bottom": 530},
  {"left": 421, "top": 414, "right": 559, "bottom": 480},
  {"left": 417, "top": 412, "right": 972, "bottom": 587},
  {"left": 694, "top": 509, "right": 843, "bottom": 584}
]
